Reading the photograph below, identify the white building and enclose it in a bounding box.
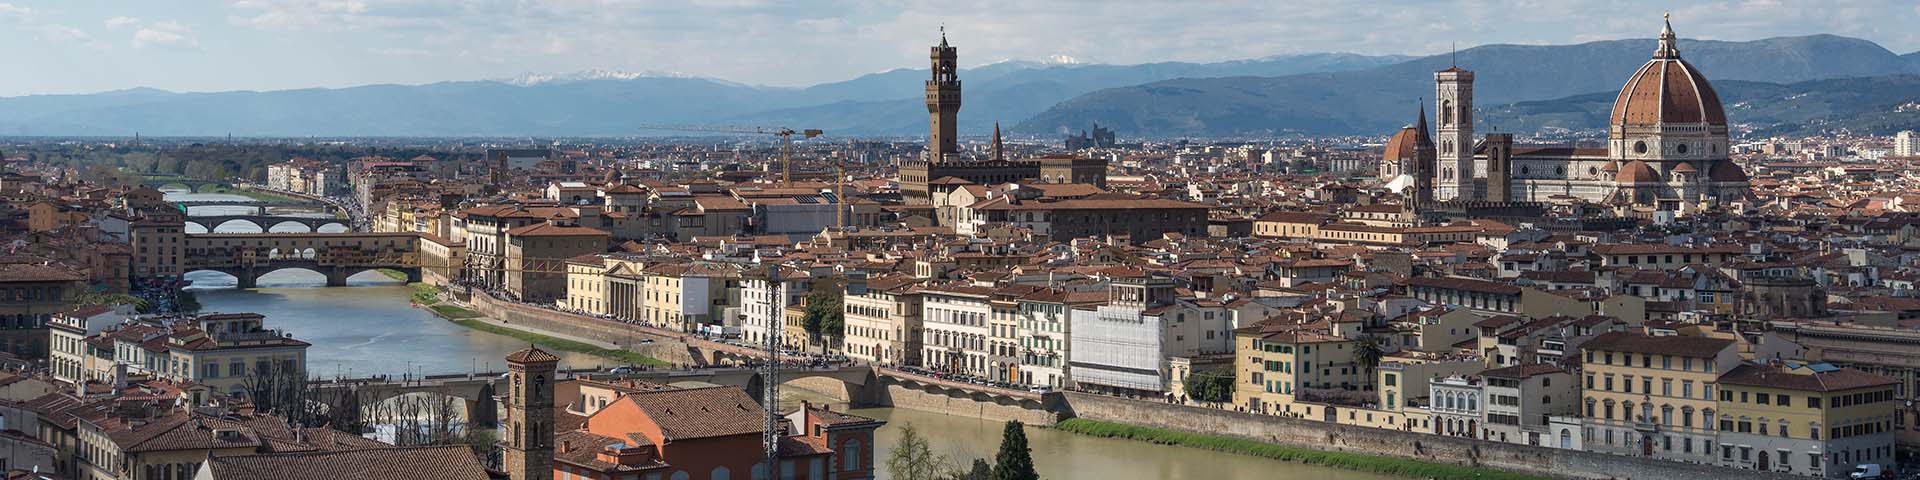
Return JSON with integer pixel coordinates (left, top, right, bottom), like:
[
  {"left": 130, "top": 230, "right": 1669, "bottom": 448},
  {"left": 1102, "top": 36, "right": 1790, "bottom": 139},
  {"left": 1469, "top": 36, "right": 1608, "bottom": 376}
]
[
  {"left": 739, "top": 267, "right": 809, "bottom": 348},
  {"left": 920, "top": 285, "right": 994, "bottom": 377},
  {"left": 1430, "top": 375, "right": 1487, "bottom": 440},
  {"left": 1896, "top": 130, "right": 1919, "bottom": 157},
  {"left": 1068, "top": 275, "right": 1232, "bottom": 395}
]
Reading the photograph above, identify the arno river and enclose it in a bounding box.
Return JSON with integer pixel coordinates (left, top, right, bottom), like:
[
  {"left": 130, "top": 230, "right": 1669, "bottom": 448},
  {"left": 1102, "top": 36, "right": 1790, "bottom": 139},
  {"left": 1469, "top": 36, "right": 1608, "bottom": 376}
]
[{"left": 167, "top": 189, "right": 1394, "bottom": 480}]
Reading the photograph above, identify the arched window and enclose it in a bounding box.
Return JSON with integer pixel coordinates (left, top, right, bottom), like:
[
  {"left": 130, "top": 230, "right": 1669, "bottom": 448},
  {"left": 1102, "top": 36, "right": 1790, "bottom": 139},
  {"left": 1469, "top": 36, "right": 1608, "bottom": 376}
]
[
  {"left": 1559, "top": 429, "right": 1572, "bottom": 449},
  {"left": 672, "top": 471, "right": 690, "bottom": 480},
  {"left": 1442, "top": 100, "right": 1454, "bottom": 125},
  {"left": 752, "top": 463, "right": 771, "bottom": 480},
  {"left": 711, "top": 466, "right": 731, "bottom": 480}
]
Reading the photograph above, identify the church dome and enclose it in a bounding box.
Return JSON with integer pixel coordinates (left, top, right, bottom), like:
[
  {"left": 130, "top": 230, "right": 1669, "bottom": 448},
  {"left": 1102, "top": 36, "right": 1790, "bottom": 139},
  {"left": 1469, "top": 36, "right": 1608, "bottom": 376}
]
[
  {"left": 1615, "top": 160, "right": 1660, "bottom": 184},
  {"left": 1383, "top": 126, "right": 1422, "bottom": 162},
  {"left": 1672, "top": 162, "right": 1698, "bottom": 174},
  {"left": 1708, "top": 160, "right": 1748, "bottom": 183},
  {"left": 1610, "top": 17, "right": 1726, "bottom": 127}
]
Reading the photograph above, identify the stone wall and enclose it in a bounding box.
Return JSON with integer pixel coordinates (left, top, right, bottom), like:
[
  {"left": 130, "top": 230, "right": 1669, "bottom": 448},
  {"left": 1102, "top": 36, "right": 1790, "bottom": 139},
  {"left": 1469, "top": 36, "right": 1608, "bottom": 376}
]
[
  {"left": 465, "top": 292, "right": 697, "bottom": 366},
  {"left": 1061, "top": 392, "right": 1801, "bottom": 480},
  {"left": 877, "top": 383, "right": 1058, "bottom": 426}
]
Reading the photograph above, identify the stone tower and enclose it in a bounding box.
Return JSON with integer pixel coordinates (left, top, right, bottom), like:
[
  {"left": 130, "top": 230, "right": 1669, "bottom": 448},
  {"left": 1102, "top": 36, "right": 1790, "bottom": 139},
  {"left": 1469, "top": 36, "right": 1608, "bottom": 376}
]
[
  {"left": 1411, "top": 105, "right": 1437, "bottom": 210},
  {"left": 504, "top": 346, "right": 559, "bottom": 480},
  {"left": 926, "top": 29, "right": 962, "bottom": 163},
  {"left": 1485, "top": 133, "right": 1513, "bottom": 202},
  {"left": 1435, "top": 66, "right": 1474, "bottom": 201}
]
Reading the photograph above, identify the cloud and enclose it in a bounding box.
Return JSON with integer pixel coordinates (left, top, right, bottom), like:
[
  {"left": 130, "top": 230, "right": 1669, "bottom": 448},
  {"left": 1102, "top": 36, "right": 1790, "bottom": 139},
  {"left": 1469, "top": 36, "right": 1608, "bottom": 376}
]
[
  {"left": 104, "top": 16, "right": 141, "bottom": 29},
  {"left": 0, "top": 3, "right": 30, "bottom": 20},
  {"left": 131, "top": 20, "right": 198, "bottom": 49},
  {"left": 40, "top": 24, "right": 90, "bottom": 43}
]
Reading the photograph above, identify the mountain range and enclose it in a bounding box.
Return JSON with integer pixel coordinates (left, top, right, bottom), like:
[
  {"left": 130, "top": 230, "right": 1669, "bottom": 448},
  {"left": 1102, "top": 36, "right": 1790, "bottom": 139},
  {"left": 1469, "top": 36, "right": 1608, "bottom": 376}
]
[
  {"left": 0, "top": 35, "right": 1917, "bottom": 138},
  {"left": 1017, "top": 35, "right": 1920, "bottom": 137}
]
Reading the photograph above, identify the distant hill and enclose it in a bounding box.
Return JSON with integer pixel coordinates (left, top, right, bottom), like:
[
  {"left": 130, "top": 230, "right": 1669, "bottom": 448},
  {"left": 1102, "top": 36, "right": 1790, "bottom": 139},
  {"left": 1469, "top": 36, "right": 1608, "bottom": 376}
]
[
  {"left": 1016, "top": 35, "right": 1920, "bottom": 137},
  {"left": 1480, "top": 75, "right": 1920, "bottom": 137},
  {"left": 0, "top": 53, "right": 1408, "bottom": 137}
]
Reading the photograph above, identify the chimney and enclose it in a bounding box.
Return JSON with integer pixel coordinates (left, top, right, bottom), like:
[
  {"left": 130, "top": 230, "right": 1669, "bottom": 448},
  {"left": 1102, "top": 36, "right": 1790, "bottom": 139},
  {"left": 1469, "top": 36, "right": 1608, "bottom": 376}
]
[{"left": 113, "top": 363, "right": 128, "bottom": 390}]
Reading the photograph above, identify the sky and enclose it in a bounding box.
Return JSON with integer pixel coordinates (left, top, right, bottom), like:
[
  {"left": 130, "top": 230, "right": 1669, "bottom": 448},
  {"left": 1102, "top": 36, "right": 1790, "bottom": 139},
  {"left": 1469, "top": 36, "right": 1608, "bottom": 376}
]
[{"left": 2, "top": 0, "right": 1918, "bottom": 97}]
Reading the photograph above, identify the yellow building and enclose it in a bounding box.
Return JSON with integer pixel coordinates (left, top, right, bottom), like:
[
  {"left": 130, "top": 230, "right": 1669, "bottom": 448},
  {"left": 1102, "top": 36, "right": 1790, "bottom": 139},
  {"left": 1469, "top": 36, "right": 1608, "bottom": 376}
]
[
  {"left": 1250, "top": 211, "right": 1333, "bottom": 240},
  {"left": 1579, "top": 332, "right": 1737, "bottom": 464},
  {"left": 1233, "top": 320, "right": 1361, "bottom": 417},
  {"left": 1715, "top": 362, "right": 1897, "bottom": 477},
  {"left": 564, "top": 255, "right": 611, "bottom": 315}
]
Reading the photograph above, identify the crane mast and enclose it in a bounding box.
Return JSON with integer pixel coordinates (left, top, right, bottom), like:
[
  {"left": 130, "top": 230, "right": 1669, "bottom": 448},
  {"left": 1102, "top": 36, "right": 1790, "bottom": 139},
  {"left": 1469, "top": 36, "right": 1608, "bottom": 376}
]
[{"left": 636, "top": 124, "right": 822, "bottom": 187}]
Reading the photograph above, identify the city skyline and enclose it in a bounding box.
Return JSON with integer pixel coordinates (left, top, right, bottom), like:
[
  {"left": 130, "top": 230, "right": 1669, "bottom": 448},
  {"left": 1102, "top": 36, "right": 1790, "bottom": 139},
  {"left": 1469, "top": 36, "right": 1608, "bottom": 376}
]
[{"left": 1, "top": 0, "right": 1917, "bottom": 97}]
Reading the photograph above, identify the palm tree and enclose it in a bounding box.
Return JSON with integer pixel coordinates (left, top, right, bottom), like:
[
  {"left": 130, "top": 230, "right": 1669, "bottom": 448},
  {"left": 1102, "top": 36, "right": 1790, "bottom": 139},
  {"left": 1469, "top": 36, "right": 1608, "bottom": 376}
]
[{"left": 1354, "top": 334, "right": 1387, "bottom": 374}]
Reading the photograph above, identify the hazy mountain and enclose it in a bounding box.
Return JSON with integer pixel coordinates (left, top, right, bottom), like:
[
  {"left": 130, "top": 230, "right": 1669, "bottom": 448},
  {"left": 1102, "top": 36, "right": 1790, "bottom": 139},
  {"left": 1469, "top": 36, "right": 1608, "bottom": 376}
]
[
  {"left": 0, "top": 53, "right": 1409, "bottom": 137},
  {"left": 1479, "top": 75, "right": 1920, "bottom": 137},
  {"left": 1017, "top": 35, "right": 1920, "bottom": 137}
]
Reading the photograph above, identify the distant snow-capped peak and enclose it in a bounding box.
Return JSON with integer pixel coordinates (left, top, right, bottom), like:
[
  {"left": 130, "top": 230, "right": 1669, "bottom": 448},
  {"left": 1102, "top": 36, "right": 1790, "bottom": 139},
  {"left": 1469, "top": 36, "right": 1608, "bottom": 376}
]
[
  {"left": 1043, "top": 54, "right": 1089, "bottom": 65},
  {"left": 501, "top": 69, "right": 702, "bottom": 86}
]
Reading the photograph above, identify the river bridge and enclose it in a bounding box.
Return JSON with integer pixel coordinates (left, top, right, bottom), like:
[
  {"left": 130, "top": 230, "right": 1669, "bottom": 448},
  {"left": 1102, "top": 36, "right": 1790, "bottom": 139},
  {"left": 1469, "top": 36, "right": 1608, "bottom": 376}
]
[{"left": 183, "top": 232, "right": 421, "bottom": 287}]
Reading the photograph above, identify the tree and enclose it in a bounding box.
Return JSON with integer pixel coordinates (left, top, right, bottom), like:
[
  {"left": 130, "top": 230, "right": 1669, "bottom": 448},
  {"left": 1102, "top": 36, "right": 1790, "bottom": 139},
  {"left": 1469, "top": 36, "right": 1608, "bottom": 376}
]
[
  {"left": 991, "top": 421, "right": 1038, "bottom": 480},
  {"left": 801, "top": 277, "right": 846, "bottom": 345},
  {"left": 1184, "top": 370, "right": 1235, "bottom": 405},
  {"left": 73, "top": 291, "right": 149, "bottom": 313},
  {"left": 888, "top": 423, "right": 956, "bottom": 480},
  {"left": 1354, "top": 334, "right": 1387, "bottom": 374},
  {"left": 960, "top": 459, "right": 993, "bottom": 480}
]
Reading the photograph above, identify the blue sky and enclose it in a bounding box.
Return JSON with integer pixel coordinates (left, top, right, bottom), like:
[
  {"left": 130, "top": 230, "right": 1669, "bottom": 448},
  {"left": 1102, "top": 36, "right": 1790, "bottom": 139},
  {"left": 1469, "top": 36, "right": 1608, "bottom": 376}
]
[{"left": 2, "top": 0, "right": 1917, "bottom": 97}]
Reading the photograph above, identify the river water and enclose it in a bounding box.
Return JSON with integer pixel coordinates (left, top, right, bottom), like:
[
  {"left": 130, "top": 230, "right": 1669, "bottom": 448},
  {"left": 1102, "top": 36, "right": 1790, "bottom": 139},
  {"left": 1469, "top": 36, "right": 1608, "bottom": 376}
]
[
  {"left": 167, "top": 188, "right": 608, "bottom": 378},
  {"left": 164, "top": 189, "right": 1396, "bottom": 480}
]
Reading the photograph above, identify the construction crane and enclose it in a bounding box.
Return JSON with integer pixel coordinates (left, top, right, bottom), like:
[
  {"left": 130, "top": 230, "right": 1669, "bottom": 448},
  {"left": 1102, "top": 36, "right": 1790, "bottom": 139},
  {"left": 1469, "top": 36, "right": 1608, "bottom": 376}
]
[{"left": 637, "top": 124, "right": 823, "bottom": 187}]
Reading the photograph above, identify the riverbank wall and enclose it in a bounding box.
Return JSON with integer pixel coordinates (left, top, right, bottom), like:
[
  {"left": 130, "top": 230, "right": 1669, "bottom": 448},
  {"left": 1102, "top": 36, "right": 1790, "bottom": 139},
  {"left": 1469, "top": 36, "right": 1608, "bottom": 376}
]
[
  {"left": 876, "top": 383, "right": 1058, "bottom": 425},
  {"left": 1059, "top": 392, "right": 1800, "bottom": 480},
  {"left": 465, "top": 291, "right": 697, "bottom": 366}
]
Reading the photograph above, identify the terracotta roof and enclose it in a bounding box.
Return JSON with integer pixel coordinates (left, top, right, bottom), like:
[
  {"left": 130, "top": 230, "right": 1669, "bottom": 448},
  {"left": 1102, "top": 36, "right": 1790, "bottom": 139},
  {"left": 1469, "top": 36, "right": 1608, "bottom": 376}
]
[
  {"left": 1480, "top": 363, "right": 1565, "bottom": 379},
  {"left": 0, "top": 262, "right": 84, "bottom": 283},
  {"left": 506, "top": 223, "right": 609, "bottom": 237},
  {"left": 507, "top": 346, "right": 561, "bottom": 364},
  {"left": 1610, "top": 22, "right": 1726, "bottom": 127},
  {"left": 1708, "top": 160, "right": 1749, "bottom": 183},
  {"left": 1580, "top": 332, "right": 1732, "bottom": 357},
  {"left": 618, "top": 387, "right": 764, "bottom": 441},
  {"left": 201, "top": 446, "right": 488, "bottom": 480},
  {"left": 1718, "top": 363, "right": 1896, "bottom": 392},
  {"left": 1614, "top": 160, "right": 1659, "bottom": 184}
]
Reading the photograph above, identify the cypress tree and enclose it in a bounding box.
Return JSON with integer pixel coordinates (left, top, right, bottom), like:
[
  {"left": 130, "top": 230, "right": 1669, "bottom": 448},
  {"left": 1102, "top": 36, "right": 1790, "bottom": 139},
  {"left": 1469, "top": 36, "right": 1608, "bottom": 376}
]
[{"left": 991, "top": 420, "right": 1038, "bottom": 480}]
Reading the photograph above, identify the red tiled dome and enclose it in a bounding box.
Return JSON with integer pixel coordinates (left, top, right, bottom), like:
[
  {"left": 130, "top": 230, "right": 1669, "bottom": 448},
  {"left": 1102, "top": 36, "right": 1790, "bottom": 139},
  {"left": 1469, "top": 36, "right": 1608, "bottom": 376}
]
[
  {"left": 1383, "top": 126, "right": 1422, "bottom": 162},
  {"left": 1708, "top": 160, "right": 1748, "bottom": 183},
  {"left": 1672, "top": 162, "right": 1698, "bottom": 174},
  {"left": 1610, "top": 18, "right": 1726, "bottom": 127},
  {"left": 1615, "top": 160, "right": 1660, "bottom": 184}
]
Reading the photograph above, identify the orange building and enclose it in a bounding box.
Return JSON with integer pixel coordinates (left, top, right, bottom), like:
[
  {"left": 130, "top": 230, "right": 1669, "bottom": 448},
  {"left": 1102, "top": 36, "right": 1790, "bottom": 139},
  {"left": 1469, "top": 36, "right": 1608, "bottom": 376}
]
[{"left": 552, "top": 386, "right": 882, "bottom": 480}]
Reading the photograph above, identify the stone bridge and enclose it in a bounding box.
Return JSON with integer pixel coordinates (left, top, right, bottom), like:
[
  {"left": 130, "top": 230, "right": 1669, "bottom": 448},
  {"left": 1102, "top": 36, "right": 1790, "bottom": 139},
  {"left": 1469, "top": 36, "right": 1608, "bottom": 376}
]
[
  {"left": 183, "top": 232, "right": 421, "bottom": 288},
  {"left": 145, "top": 178, "right": 232, "bottom": 193},
  {"left": 177, "top": 200, "right": 333, "bottom": 212},
  {"left": 185, "top": 215, "right": 350, "bottom": 233}
]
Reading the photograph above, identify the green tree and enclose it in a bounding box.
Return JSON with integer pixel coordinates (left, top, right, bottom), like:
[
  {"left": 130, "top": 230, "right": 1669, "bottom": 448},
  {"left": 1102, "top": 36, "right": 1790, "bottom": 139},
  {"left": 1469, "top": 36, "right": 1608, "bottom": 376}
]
[
  {"left": 73, "top": 291, "right": 150, "bottom": 313},
  {"left": 888, "top": 423, "right": 956, "bottom": 480},
  {"left": 991, "top": 420, "right": 1038, "bottom": 480},
  {"left": 1184, "top": 370, "right": 1235, "bottom": 405},
  {"left": 1354, "top": 334, "right": 1387, "bottom": 374},
  {"left": 801, "top": 277, "right": 846, "bottom": 343},
  {"left": 960, "top": 459, "right": 993, "bottom": 480}
]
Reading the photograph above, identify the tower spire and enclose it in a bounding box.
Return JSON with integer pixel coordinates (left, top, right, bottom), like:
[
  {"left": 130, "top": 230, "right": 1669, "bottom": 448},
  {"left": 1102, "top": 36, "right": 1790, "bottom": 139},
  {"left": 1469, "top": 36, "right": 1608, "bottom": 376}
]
[
  {"left": 1655, "top": 12, "right": 1680, "bottom": 59},
  {"left": 991, "top": 122, "right": 1004, "bottom": 161}
]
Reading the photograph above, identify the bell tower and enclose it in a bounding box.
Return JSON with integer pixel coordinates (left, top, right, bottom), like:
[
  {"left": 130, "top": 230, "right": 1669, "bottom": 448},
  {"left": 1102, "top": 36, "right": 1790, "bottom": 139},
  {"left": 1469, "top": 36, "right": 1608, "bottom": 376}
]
[
  {"left": 1435, "top": 66, "right": 1474, "bottom": 201},
  {"left": 926, "top": 27, "right": 962, "bottom": 163},
  {"left": 504, "top": 346, "right": 559, "bottom": 480}
]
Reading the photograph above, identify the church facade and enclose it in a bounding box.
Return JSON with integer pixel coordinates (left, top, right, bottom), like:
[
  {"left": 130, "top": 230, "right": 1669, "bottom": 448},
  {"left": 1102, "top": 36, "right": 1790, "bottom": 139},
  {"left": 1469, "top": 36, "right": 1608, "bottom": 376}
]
[{"left": 1383, "top": 17, "right": 1752, "bottom": 216}]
